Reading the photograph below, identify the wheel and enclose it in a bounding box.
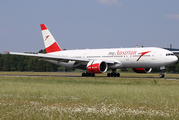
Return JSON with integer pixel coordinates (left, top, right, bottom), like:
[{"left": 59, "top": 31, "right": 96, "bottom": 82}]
[
  {"left": 159, "top": 74, "right": 165, "bottom": 78},
  {"left": 86, "top": 73, "right": 90, "bottom": 77},
  {"left": 92, "top": 73, "right": 95, "bottom": 77},
  {"left": 113, "top": 73, "right": 117, "bottom": 77},
  {"left": 111, "top": 73, "right": 114, "bottom": 77},
  {"left": 117, "top": 73, "right": 120, "bottom": 77},
  {"left": 107, "top": 73, "right": 111, "bottom": 77},
  {"left": 82, "top": 73, "right": 86, "bottom": 77}
]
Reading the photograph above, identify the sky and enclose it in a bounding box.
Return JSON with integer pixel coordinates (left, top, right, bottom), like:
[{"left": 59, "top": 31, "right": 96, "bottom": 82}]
[{"left": 0, "top": 0, "right": 179, "bottom": 53}]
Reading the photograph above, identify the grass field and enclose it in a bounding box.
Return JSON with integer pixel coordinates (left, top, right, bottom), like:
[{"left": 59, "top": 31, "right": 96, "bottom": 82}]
[{"left": 0, "top": 72, "right": 179, "bottom": 119}]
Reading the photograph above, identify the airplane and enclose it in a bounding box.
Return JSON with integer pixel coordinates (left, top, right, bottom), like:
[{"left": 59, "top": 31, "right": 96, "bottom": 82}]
[{"left": 10, "top": 24, "right": 178, "bottom": 78}]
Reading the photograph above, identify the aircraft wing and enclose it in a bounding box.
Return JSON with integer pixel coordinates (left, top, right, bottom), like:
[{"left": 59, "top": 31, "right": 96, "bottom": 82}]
[{"left": 9, "top": 52, "right": 115, "bottom": 64}]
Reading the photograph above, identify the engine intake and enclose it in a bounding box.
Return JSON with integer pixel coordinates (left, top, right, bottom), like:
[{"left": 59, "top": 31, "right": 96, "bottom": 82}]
[
  {"left": 132, "top": 68, "right": 152, "bottom": 73},
  {"left": 87, "top": 60, "right": 108, "bottom": 73}
]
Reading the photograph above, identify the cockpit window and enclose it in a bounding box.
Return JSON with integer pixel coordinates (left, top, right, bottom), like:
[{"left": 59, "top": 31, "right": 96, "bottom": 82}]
[{"left": 166, "top": 53, "right": 175, "bottom": 56}]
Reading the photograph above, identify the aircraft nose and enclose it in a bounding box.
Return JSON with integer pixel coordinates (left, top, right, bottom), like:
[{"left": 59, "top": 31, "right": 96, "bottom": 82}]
[
  {"left": 171, "top": 56, "right": 178, "bottom": 64},
  {"left": 165, "top": 55, "right": 178, "bottom": 66},
  {"left": 174, "top": 56, "right": 178, "bottom": 63}
]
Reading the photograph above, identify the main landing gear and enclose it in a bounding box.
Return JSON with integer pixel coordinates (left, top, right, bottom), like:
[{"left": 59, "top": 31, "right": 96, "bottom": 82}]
[
  {"left": 82, "top": 72, "right": 95, "bottom": 77},
  {"left": 159, "top": 66, "right": 166, "bottom": 78},
  {"left": 107, "top": 69, "right": 120, "bottom": 77}
]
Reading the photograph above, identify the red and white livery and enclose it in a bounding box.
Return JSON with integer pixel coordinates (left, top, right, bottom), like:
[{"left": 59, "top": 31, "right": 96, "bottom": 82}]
[
  {"left": 10, "top": 24, "right": 178, "bottom": 78},
  {"left": 40, "top": 24, "right": 62, "bottom": 53}
]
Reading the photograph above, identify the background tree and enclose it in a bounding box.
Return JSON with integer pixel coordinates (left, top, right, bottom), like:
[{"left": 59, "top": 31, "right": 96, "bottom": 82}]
[{"left": 2, "top": 54, "right": 11, "bottom": 71}]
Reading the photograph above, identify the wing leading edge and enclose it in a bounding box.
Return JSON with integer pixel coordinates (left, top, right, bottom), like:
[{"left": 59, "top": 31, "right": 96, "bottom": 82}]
[{"left": 9, "top": 52, "right": 115, "bottom": 64}]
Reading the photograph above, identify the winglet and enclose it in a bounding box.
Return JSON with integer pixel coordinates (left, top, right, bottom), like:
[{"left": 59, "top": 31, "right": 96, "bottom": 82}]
[{"left": 40, "top": 24, "right": 62, "bottom": 53}]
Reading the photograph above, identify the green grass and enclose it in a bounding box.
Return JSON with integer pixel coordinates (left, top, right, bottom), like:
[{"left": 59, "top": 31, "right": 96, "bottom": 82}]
[{"left": 0, "top": 73, "right": 179, "bottom": 119}]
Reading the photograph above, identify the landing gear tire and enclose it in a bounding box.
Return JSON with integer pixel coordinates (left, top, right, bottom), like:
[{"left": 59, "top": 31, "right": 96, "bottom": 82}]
[
  {"left": 117, "top": 73, "right": 120, "bottom": 77},
  {"left": 82, "top": 73, "right": 86, "bottom": 77},
  {"left": 107, "top": 73, "right": 111, "bottom": 77},
  {"left": 160, "top": 67, "right": 166, "bottom": 78},
  {"left": 159, "top": 74, "right": 165, "bottom": 78},
  {"left": 111, "top": 73, "right": 114, "bottom": 77},
  {"left": 107, "top": 72, "right": 120, "bottom": 77},
  {"left": 82, "top": 72, "right": 95, "bottom": 77},
  {"left": 91, "top": 73, "right": 95, "bottom": 77}
]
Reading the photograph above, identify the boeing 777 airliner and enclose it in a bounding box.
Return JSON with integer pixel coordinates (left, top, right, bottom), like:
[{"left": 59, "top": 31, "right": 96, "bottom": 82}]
[{"left": 10, "top": 24, "right": 178, "bottom": 78}]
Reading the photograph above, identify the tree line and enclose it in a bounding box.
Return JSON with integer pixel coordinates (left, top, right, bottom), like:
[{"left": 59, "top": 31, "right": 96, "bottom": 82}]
[
  {"left": 0, "top": 49, "right": 74, "bottom": 72},
  {"left": 0, "top": 49, "right": 179, "bottom": 73}
]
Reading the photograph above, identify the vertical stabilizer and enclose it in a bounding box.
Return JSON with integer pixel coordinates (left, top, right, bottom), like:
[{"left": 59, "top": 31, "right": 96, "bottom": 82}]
[{"left": 40, "top": 24, "right": 62, "bottom": 53}]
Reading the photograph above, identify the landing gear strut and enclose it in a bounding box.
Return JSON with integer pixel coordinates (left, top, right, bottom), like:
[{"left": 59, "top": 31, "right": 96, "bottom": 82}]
[
  {"left": 107, "top": 69, "right": 120, "bottom": 77},
  {"left": 82, "top": 72, "right": 95, "bottom": 77},
  {"left": 160, "top": 70, "right": 165, "bottom": 78},
  {"left": 160, "top": 66, "right": 166, "bottom": 78}
]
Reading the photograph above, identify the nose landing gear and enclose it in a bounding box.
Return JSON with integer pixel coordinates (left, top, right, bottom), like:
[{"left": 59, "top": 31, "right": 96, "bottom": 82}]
[
  {"left": 160, "top": 66, "right": 166, "bottom": 78},
  {"left": 159, "top": 73, "right": 165, "bottom": 78}
]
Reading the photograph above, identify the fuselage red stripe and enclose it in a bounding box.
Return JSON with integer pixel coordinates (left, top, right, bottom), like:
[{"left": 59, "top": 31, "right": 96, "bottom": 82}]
[{"left": 46, "top": 42, "right": 62, "bottom": 53}]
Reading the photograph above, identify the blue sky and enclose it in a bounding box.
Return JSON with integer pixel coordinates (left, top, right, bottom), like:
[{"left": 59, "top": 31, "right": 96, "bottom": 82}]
[{"left": 0, "top": 0, "right": 179, "bottom": 53}]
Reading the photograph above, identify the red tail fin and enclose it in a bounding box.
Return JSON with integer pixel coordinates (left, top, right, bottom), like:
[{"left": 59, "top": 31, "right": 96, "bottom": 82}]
[{"left": 40, "top": 24, "right": 62, "bottom": 53}]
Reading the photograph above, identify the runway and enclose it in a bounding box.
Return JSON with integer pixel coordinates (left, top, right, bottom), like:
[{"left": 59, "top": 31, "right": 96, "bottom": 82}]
[{"left": 0, "top": 74, "right": 178, "bottom": 80}]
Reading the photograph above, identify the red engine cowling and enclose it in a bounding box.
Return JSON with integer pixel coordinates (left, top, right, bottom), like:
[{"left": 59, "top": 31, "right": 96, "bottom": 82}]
[
  {"left": 87, "top": 60, "right": 108, "bottom": 73},
  {"left": 132, "top": 68, "right": 152, "bottom": 73}
]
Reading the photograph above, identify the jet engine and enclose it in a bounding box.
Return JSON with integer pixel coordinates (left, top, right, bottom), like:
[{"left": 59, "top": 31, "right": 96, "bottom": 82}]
[
  {"left": 87, "top": 60, "right": 108, "bottom": 73},
  {"left": 132, "top": 68, "right": 152, "bottom": 73}
]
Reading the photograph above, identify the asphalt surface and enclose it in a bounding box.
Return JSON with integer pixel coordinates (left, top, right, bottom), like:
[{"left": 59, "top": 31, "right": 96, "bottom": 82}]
[{"left": 0, "top": 74, "right": 178, "bottom": 80}]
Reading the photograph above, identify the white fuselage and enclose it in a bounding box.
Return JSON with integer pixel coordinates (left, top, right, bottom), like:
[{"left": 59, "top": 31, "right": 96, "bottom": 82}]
[{"left": 47, "top": 47, "right": 178, "bottom": 69}]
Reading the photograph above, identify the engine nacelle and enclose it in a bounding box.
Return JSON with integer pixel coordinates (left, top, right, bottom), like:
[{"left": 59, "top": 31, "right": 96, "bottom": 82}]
[
  {"left": 87, "top": 60, "right": 108, "bottom": 73},
  {"left": 132, "top": 68, "right": 152, "bottom": 73}
]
